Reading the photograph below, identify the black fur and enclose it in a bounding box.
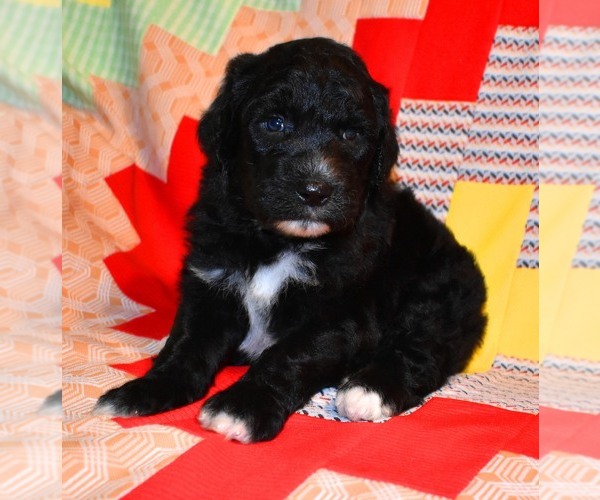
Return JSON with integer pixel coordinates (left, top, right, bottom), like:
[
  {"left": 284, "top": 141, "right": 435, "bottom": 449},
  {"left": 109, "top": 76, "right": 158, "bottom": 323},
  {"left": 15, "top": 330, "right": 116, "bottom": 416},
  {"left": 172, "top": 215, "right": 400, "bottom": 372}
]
[{"left": 96, "top": 38, "right": 486, "bottom": 443}]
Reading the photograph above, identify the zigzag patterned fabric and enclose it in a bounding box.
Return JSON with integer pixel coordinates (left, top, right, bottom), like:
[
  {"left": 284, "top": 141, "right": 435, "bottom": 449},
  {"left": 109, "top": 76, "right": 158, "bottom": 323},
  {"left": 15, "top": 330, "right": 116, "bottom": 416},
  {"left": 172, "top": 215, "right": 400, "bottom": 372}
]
[
  {"left": 395, "top": 100, "right": 472, "bottom": 221},
  {"left": 540, "top": 27, "right": 600, "bottom": 269},
  {"left": 518, "top": 186, "right": 540, "bottom": 268},
  {"left": 460, "top": 27, "right": 539, "bottom": 187}
]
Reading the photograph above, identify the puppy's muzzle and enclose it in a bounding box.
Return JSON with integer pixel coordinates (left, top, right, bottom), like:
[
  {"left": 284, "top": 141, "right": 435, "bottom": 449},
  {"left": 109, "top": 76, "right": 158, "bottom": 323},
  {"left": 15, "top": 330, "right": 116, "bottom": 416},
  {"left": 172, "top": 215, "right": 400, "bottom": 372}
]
[{"left": 296, "top": 181, "right": 334, "bottom": 207}]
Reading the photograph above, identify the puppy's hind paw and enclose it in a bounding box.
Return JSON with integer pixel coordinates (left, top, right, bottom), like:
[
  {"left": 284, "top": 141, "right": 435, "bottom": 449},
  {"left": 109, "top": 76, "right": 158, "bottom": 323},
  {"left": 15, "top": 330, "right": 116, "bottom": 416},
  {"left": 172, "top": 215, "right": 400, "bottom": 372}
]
[
  {"left": 199, "top": 408, "right": 252, "bottom": 444},
  {"left": 335, "top": 385, "right": 394, "bottom": 422}
]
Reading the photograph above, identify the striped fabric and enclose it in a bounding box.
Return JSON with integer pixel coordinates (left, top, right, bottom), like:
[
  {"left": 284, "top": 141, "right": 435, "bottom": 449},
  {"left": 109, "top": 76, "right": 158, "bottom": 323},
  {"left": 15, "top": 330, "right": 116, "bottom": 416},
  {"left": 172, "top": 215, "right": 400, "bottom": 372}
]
[
  {"left": 539, "top": 26, "right": 600, "bottom": 268},
  {"left": 436, "top": 356, "right": 539, "bottom": 414},
  {"left": 459, "top": 26, "right": 539, "bottom": 186},
  {"left": 541, "top": 356, "right": 600, "bottom": 414},
  {"left": 540, "top": 27, "right": 600, "bottom": 181},
  {"left": 517, "top": 185, "right": 540, "bottom": 268},
  {"left": 395, "top": 100, "right": 473, "bottom": 221}
]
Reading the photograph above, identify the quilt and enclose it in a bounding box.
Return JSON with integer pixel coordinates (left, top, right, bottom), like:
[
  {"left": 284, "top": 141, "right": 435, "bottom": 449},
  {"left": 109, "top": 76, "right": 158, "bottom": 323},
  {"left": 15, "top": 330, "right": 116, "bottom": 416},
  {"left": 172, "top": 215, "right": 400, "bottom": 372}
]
[{"left": 0, "top": 0, "right": 599, "bottom": 498}]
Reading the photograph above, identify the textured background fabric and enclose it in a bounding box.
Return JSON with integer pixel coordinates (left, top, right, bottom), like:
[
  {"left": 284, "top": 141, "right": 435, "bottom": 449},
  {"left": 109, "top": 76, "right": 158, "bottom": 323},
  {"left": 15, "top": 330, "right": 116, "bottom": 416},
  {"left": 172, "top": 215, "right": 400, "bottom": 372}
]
[
  {"left": 1, "top": 0, "right": 599, "bottom": 497},
  {"left": 0, "top": 1, "right": 61, "bottom": 498}
]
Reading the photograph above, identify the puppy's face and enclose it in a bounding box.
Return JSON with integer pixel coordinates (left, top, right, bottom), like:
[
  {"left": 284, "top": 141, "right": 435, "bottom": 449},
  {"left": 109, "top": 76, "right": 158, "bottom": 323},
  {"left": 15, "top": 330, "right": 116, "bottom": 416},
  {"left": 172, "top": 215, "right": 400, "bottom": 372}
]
[{"left": 199, "top": 38, "right": 398, "bottom": 238}]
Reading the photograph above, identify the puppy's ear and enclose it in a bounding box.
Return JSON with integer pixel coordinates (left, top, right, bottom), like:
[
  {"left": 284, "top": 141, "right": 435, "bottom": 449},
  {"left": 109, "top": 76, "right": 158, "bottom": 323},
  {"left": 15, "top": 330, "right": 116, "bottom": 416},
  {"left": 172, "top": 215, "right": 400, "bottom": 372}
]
[
  {"left": 370, "top": 82, "right": 399, "bottom": 192},
  {"left": 198, "top": 53, "right": 257, "bottom": 164}
]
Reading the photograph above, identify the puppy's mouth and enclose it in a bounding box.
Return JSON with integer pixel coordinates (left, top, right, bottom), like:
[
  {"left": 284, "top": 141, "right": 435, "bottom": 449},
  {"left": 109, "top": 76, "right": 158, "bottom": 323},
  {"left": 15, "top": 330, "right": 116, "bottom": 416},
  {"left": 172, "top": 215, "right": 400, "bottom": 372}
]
[{"left": 274, "top": 220, "right": 331, "bottom": 238}]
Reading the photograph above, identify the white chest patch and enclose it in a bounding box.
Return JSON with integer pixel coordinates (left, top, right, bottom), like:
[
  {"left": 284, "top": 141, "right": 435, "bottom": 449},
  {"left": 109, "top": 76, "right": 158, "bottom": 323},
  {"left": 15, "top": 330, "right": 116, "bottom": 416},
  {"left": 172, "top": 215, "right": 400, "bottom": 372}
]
[
  {"left": 190, "top": 249, "right": 318, "bottom": 360},
  {"left": 239, "top": 250, "right": 317, "bottom": 359}
]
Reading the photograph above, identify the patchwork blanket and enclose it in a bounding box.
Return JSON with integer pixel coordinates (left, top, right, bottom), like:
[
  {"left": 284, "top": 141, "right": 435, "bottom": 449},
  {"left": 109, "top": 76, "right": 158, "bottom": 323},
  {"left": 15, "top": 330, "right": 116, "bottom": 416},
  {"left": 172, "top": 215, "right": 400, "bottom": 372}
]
[{"left": 1, "top": 0, "right": 599, "bottom": 498}]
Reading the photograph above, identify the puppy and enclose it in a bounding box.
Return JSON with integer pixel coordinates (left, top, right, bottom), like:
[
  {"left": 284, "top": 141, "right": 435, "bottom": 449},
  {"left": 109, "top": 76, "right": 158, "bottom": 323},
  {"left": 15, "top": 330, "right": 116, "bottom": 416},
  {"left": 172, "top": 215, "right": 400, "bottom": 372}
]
[{"left": 95, "top": 38, "right": 487, "bottom": 443}]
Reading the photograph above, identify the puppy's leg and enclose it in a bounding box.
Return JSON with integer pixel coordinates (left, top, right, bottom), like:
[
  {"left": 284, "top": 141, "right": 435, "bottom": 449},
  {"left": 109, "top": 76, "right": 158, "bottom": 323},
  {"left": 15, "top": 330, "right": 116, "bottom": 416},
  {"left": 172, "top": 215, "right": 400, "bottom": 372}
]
[
  {"left": 199, "top": 325, "right": 359, "bottom": 443},
  {"left": 94, "top": 283, "right": 246, "bottom": 417},
  {"left": 336, "top": 352, "right": 424, "bottom": 422},
  {"left": 337, "top": 270, "right": 486, "bottom": 421}
]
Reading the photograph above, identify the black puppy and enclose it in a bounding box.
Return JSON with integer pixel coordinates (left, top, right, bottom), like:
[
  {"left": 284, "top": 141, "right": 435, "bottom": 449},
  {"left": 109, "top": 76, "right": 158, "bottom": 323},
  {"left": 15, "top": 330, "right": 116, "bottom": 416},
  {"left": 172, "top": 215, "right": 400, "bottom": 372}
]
[{"left": 95, "top": 38, "right": 486, "bottom": 443}]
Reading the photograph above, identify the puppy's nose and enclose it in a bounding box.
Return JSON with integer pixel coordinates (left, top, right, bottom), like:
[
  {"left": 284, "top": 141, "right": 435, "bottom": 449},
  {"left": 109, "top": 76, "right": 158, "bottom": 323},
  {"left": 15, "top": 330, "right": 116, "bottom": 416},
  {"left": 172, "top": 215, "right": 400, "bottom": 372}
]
[{"left": 296, "top": 181, "right": 333, "bottom": 207}]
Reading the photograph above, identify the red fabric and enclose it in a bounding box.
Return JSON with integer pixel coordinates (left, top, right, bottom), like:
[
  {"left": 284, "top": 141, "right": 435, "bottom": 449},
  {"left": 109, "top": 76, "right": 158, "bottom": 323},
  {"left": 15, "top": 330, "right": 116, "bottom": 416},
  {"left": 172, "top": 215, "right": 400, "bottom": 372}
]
[
  {"left": 121, "top": 394, "right": 537, "bottom": 499},
  {"left": 112, "top": 358, "right": 539, "bottom": 497},
  {"left": 540, "top": 0, "right": 600, "bottom": 39},
  {"left": 500, "top": 0, "right": 539, "bottom": 27},
  {"left": 52, "top": 255, "right": 61, "bottom": 272},
  {"left": 409, "top": 0, "right": 500, "bottom": 102},
  {"left": 353, "top": 19, "right": 422, "bottom": 118},
  {"left": 104, "top": 117, "right": 204, "bottom": 339},
  {"left": 328, "top": 400, "right": 538, "bottom": 494},
  {"left": 402, "top": 0, "right": 501, "bottom": 102},
  {"left": 540, "top": 407, "right": 600, "bottom": 459},
  {"left": 111, "top": 357, "right": 154, "bottom": 378},
  {"left": 115, "top": 360, "right": 538, "bottom": 499},
  {"left": 52, "top": 176, "right": 62, "bottom": 273}
]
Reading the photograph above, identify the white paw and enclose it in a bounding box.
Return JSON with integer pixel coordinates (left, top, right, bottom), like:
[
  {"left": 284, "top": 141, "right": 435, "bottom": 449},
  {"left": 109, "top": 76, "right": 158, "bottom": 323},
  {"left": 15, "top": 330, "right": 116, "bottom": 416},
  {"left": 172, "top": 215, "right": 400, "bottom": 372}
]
[
  {"left": 335, "top": 386, "right": 394, "bottom": 422},
  {"left": 199, "top": 408, "right": 252, "bottom": 444}
]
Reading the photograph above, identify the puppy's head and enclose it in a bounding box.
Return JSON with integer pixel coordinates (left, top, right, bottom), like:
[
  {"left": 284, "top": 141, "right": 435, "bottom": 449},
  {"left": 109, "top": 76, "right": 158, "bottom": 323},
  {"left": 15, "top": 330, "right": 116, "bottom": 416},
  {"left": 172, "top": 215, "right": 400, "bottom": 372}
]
[{"left": 199, "top": 38, "right": 398, "bottom": 239}]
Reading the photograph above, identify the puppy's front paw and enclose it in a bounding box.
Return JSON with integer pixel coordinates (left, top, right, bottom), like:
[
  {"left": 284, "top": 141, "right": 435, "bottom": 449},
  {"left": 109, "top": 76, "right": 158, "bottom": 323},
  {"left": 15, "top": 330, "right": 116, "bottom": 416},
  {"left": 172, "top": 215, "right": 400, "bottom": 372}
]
[
  {"left": 199, "top": 408, "right": 252, "bottom": 444},
  {"left": 199, "top": 381, "right": 287, "bottom": 443},
  {"left": 93, "top": 377, "right": 193, "bottom": 417},
  {"left": 94, "top": 379, "right": 150, "bottom": 417},
  {"left": 335, "top": 385, "right": 394, "bottom": 422}
]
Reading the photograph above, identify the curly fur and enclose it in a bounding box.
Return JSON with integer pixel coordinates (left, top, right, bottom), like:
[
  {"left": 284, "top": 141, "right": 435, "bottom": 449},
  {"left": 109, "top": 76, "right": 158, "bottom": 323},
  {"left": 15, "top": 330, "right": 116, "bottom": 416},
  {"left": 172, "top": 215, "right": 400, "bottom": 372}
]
[{"left": 95, "top": 38, "right": 487, "bottom": 443}]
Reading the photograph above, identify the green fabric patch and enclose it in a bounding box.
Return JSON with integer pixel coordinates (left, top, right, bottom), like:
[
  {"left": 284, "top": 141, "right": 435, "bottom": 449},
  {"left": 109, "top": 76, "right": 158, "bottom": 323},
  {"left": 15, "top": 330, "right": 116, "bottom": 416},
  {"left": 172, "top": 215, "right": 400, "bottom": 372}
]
[
  {"left": 0, "top": 0, "right": 60, "bottom": 109},
  {"left": 62, "top": 0, "right": 301, "bottom": 109}
]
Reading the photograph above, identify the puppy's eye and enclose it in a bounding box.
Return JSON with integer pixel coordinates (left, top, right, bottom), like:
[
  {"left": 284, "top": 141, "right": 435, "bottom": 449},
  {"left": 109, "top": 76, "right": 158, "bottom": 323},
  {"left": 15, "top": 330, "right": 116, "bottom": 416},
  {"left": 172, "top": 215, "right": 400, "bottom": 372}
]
[
  {"left": 264, "top": 116, "right": 286, "bottom": 133},
  {"left": 342, "top": 128, "right": 359, "bottom": 141}
]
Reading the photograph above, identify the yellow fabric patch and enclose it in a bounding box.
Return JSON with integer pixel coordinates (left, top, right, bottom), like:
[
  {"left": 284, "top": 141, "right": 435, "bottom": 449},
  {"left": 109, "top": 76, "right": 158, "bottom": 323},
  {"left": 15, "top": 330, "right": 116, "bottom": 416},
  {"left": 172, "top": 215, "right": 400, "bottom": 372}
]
[
  {"left": 548, "top": 268, "right": 600, "bottom": 360},
  {"left": 498, "top": 268, "right": 539, "bottom": 361},
  {"left": 539, "top": 184, "right": 598, "bottom": 360},
  {"left": 446, "top": 182, "right": 535, "bottom": 373},
  {"left": 75, "top": 0, "right": 111, "bottom": 7}
]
